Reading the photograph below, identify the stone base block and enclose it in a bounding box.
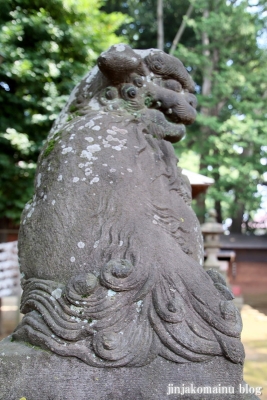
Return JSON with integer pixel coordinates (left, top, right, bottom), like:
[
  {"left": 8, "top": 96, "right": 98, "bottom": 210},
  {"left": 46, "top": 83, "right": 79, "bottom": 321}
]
[{"left": 0, "top": 337, "right": 259, "bottom": 400}]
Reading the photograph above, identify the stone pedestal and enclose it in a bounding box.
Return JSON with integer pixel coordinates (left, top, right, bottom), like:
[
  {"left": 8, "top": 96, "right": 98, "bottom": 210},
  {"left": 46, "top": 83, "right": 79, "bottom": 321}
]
[{"left": 0, "top": 337, "right": 258, "bottom": 400}]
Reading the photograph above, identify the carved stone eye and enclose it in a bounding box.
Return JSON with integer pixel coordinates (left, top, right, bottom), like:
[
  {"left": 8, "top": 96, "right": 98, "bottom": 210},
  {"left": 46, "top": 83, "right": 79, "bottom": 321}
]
[
  {"left": 121, "top": 85, "right": 138, "bottom": 100},
  {"left": 153, "top": 61, "right": 163, "bottom": 72},
  {"left": 133, "top": 77, "right": 143, "bottom": 87},
  {"left": 126, "top": 86, "right": 137, "bottom": 98},
  {"left": 105, "top": 87, "right": 117, "bottom": 100}
]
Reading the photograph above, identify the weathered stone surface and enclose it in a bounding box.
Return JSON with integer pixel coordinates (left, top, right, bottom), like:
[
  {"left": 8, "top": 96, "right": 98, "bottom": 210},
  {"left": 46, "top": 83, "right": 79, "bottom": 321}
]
[
  {"left": 0, "top": 44, "right": 256, "bottom": 398},
  {"left": 0, "top": 337, "right": 258, "bottom": 400}
]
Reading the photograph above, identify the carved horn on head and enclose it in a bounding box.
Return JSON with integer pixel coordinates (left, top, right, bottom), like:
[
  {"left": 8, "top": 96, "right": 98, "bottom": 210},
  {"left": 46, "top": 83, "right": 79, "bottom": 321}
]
[
  {"left": 97, "top": 44, "right": 146, "bottom": 83},
  {"left": 144, "top": 51, "right": 195, "bottom": 93}
]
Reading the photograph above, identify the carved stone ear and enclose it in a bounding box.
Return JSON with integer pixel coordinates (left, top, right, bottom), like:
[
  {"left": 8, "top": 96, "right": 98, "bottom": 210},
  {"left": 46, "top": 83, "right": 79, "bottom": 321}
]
[{"left": 97, "top": 44, "right": 145, "bottom": 83}]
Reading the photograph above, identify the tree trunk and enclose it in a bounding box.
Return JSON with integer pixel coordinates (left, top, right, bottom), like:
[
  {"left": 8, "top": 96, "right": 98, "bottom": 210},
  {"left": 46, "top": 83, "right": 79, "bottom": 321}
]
[
  {"left": 157, "top": 0, "right": 164, "bottom": 50},
  {"left": 196, "top": 9, "right": 212, "bottom": 221},
  {"left": 230, "top": 203, "right": 244, "bottom": 233},
  {"left": 169, "top": 3, "right": 194, "bottom": 55},
  {"left": 215, "top": 199, "right": 223, "bottom": 223}
]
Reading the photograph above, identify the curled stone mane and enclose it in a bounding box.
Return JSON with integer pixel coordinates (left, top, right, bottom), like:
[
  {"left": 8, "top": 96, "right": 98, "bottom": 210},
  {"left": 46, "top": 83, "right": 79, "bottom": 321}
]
[{"left": 13, "top": 44, "right": 245, "bottom": 369}]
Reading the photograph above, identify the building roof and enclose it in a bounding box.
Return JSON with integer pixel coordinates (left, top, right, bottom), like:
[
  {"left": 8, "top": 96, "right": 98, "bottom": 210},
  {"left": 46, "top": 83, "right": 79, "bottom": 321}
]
[
  {"left": 220, "top": 233, "right": 267, "bottom": 250},
  {"left": 182, "top": 169, "right": 214, "bottom": 198}
]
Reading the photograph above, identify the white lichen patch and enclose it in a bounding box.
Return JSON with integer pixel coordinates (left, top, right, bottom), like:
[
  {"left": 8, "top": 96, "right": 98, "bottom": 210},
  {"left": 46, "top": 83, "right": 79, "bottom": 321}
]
[
  {"left": 107, "top": 129, "right": 117, "bottom": 136},
  {"left": 102, "top": 140, "right": 111, "bottom": 148},
  {"left": 107, "top": 289, "right": 116, "bottom": 297},
  {"left": 73, "top": 177, "right": 80, "bottom": 183},
  {"left": 106, "top": 135, "right": 117, "bottom": 142},
  {"left": 93, "top": 114, "right": 103, "bottom": 120},
  {"left": 71, "top": 316, "right": 82, "bottom": 323},
  {"left": 87, "top": 144, "right": 101, "bottom": 153},
  {"left": 110, "top": 168, "right": 116, "bottom": 173},
  {"left": 70, "top": 257, "right": 75, "bottom": 263},
  {"left": 80, "top": 144, "right": 101, "bottom": 162},
  {"left": 152, "top": 220, "right": 158, "bottom": 225},
  {"left": 52, "top": 200, "right": 56, "bottom": 205},
  {"left": 153, "top": 215, "right": 160, "bottom": 221},
  {"left": 27, "top": 207, "right": 35, "bottom": 219},
  {"left": 136, "top": 300, "right": 143, "bottom": 313},
  {"left": 25, "top": 203, "right": 31, "bottom": 210},
  {"left": 57, "top": 175, "right": 63, "bottom": 181},
  {"left": 62, "top": 147, "right": 73, "bottom": 154},
  {"left": 127, "top": 168, "right": 133, "bottom": 173},
  {"left": 77, "top": 242, "right": 85, "bottom": 248},
  {"left": 51, "top": 288, "right": 62, "bottom": 300},
  {"left": 85, "top": 169, "right": 92, "bottom": 176},
  {"left": 102, "top": 164, "right": 108, "bottom": 167},
  {"left": 85, "top": 65, "right": 99, "bottom": 84},
  {"left": 85, "top": 137, "right": 94, "bottom": 143},
  {"left": 88, "top": 98, "right": 100, "bottom": 111},
  {"left": 93, "top": 240, "right": 99, "bottom": 249},
  {"left": 111, "top": 126, "right": 128, "bottom": 134},
  {"left": 119, "top": 241, "right": 123, "bottom": 247},
  {"left": 78, "top": 163, "right": 85, "bottom": 168},
  {"left": 133, "top": 48, "right": 158, "bottom": 58},
  {"left": 92, "top": 125, "right": 100, "bottom": 131},
  {"left": 105, "top": 137, "right": 127, "bottom": 151},
  {"left": 70, "top": 305, "right": 84, "bottom": 313},
  {"left": 114, "top": 44, "right": 126, "bottom": 52},
  {"left": 85, "top": 120, "right": 95, "bottom": 129},
  {"left": 90, "top": 177, "right": 99, "bottom": 185},
  {"left": 37, "top": 173, "right": 42, "bottom": 188}
]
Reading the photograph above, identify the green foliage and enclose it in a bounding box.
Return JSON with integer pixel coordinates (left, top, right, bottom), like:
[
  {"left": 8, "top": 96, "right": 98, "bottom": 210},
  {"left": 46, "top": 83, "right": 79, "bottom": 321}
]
[
  {"left": 0, "top": 0, "right": 128, "bottom": 222},
  {"left": 101, "top": 0, "right": 194, "bottom": 51},
  {"left": 173, "top": 1, "right": 267, "bottom": 230},
  {"left": 104, "top": 0, "right": 267, "bottom": 232}
]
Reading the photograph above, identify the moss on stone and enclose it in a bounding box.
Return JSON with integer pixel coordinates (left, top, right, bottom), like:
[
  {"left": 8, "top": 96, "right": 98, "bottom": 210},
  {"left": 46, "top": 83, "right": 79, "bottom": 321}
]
[
  {"left": 42, "top": 131, "right": 62, "bottom": 158},
  {"left": 69, "top": 103, "right": 78, "bottom": 113},
  {"left": 43, "top": 139, "right": 57, "bottom": 158}
]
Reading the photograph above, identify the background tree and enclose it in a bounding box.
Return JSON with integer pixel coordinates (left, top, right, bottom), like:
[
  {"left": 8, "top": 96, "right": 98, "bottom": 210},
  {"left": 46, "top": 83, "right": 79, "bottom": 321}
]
[
  {"left": 101, "top": 0, "right": 194, "bottom": 51},
  {"left": 102, "top": 0, "right": 267, "bottom": 232},
  {"left": 0, "top": 0, "right": 128, "bottom": 223},
  {"left": 172, "top": 0, "right": 267, "bottom": 231}
]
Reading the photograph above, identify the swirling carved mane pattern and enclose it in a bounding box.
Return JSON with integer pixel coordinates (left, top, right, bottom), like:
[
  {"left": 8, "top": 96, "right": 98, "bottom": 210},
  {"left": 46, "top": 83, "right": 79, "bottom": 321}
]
[
  {"left": 14, "top": 252, "right": 244, "bottom": 367},
  {"left": 14, "top": 44, "right": 245, "bottom": 368}
]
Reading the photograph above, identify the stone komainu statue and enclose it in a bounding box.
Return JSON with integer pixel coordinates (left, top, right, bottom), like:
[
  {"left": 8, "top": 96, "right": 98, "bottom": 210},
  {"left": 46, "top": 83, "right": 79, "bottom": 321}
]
[{"left": 13, "top": 44, "right": 245, "bottom": 369}]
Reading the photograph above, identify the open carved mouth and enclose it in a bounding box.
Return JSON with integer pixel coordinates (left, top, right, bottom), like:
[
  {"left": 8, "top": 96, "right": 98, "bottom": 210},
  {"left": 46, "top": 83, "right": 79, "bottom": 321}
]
[{"left": 142, "top": 108, "right": 186, "bottom": 143}]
